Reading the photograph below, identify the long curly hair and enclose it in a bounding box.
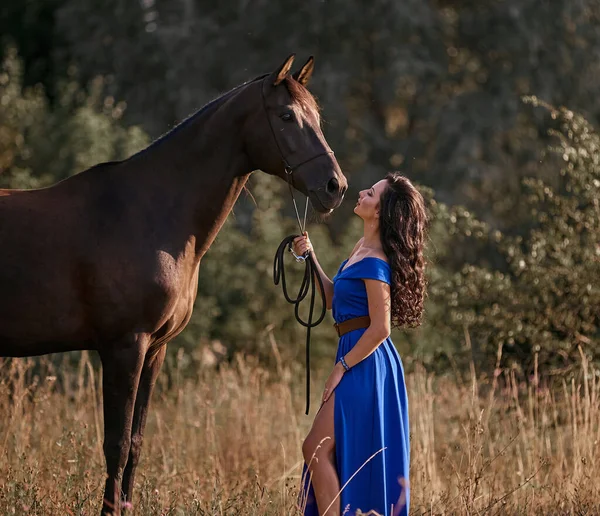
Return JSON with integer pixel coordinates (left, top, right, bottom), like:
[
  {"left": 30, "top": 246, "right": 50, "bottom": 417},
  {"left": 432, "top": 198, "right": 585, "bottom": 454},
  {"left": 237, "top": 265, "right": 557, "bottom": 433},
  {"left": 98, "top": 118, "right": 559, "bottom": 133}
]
[{"left": 379, "top": 173, "right": 428, "bottom": 328}]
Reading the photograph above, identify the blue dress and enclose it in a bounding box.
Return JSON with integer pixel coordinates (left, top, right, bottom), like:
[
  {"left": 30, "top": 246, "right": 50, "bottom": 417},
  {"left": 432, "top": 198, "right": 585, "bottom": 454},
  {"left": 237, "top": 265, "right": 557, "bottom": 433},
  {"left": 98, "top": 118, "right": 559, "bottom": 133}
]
[{"left": 301, "top": 257, "right": 410, "bottom": 516}]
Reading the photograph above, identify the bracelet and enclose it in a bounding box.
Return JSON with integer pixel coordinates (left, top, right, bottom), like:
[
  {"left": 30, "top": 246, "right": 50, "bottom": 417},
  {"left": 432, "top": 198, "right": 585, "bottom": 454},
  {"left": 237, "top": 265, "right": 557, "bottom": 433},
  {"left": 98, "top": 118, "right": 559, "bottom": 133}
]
[{"left": 340, "top": 356, "right": 351, "bottom": 372}]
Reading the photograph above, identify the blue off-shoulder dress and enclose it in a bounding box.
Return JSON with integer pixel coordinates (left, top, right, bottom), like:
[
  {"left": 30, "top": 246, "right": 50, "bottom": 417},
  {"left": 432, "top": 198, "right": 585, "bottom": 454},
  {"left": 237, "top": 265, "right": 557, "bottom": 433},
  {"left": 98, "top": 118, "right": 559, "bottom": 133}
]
[{"left": 301, "top": 257, "right": 410, "bottom": 516}]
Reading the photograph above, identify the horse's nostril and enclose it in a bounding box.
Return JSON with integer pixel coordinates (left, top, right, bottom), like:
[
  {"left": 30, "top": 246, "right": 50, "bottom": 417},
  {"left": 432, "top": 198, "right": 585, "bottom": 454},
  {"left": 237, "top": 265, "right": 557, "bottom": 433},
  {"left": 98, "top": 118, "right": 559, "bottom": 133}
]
[{"left": 327, "top": 177, "right": 339, "bottom": 194}]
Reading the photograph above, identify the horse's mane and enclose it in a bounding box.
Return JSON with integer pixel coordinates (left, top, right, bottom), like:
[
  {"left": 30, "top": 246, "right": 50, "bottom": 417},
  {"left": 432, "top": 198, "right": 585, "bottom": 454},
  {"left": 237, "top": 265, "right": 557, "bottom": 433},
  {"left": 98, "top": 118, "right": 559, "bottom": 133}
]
[
  {"left": 137, "top": 73, "right": 320, "bottom": 156},
  {"left": 139, "top": 75, "right": 267, "bottom": 155}
]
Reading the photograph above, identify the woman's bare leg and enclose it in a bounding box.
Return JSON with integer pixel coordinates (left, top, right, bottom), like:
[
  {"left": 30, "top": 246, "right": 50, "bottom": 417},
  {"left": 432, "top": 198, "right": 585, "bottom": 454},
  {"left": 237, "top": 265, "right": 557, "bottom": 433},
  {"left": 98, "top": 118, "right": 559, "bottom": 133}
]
[{"left": 302, "top": 394, "right": 341, "bottom": 515}]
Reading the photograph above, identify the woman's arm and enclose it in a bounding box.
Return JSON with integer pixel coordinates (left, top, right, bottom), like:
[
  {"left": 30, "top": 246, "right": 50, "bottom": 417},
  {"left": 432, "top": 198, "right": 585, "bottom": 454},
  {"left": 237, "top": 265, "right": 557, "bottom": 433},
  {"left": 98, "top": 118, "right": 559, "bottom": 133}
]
[
  {"left": 292, "top": 232, "right": 334, "bottom": 309},
  {"left": 322, "top": 278, "right": 391, "bottom": 402},
  {"left": 341, "top": 279, "right": 391, "bottom": 368},
  {"left": 309, "top": 252, "right": 335, "bottom": 310}
]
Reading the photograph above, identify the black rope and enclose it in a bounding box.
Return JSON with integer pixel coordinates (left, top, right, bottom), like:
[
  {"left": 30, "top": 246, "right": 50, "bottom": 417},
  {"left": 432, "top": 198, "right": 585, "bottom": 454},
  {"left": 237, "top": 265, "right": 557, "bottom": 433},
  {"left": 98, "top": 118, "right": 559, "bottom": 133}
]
[{"left": 273, "top": 236, "right": 327, "bottom": 414}]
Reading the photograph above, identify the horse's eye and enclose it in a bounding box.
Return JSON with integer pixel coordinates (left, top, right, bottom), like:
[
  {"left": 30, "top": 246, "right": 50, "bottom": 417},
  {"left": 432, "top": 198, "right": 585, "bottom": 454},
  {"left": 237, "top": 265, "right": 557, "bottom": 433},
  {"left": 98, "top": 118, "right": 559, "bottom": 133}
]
[{"left": 280, "top": 112, "right": 293, "bottom": 122}]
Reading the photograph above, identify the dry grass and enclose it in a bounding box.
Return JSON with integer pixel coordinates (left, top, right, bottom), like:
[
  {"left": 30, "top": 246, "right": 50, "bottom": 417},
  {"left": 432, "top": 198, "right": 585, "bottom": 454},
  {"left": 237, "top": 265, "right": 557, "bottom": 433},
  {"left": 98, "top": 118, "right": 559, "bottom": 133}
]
[{"left": 0, "top": 343, "right": 599, "bottom": 516}]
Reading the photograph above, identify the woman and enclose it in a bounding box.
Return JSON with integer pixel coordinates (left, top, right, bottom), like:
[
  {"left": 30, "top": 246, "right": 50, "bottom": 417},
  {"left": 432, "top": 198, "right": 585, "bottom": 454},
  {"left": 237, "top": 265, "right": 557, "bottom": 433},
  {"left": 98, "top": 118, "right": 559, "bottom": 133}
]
[{"left": 294, "top": 173, "right": 427, "bottom": 516}]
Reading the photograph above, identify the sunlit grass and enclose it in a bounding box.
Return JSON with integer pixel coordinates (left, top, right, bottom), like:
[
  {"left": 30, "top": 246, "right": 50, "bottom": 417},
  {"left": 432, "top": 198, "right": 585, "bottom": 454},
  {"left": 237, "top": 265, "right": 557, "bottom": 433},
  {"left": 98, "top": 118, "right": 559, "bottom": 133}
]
[{"left": 0, "top": 341, "right": 598, "bottom": 515}]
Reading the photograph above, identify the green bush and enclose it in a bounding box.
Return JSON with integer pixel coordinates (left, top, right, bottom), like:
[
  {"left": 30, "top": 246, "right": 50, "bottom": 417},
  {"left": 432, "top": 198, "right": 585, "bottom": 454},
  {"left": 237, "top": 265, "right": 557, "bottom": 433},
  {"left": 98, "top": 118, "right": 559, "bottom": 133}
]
[
  {"left": 0, "top": 46, "right": 148, "bottom": 189},
  {"left": 428, "top": 99, "right": 599, "bottom": 375}
]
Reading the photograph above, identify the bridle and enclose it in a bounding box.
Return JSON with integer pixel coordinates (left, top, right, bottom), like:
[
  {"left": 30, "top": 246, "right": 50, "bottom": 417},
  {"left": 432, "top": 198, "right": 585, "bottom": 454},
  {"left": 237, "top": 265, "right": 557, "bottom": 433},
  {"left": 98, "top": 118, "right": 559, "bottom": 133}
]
[{"left": 262, "top": 76, "right": 331, "bottom": 414}]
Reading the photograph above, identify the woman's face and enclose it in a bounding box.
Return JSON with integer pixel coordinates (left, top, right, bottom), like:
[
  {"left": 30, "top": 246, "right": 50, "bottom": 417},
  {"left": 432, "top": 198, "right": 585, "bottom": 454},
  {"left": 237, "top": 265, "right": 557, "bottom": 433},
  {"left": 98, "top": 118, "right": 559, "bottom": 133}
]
[{"left": 353, "top": 179, "right": 387, "bottom": 222}]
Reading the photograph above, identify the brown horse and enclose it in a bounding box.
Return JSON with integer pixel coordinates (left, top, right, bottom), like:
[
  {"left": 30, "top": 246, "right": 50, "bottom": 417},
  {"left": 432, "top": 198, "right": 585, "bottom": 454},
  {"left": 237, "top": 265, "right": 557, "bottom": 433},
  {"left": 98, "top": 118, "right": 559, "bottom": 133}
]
[{"left": 0, "top": 54, "right": 346, "bottom": 514}]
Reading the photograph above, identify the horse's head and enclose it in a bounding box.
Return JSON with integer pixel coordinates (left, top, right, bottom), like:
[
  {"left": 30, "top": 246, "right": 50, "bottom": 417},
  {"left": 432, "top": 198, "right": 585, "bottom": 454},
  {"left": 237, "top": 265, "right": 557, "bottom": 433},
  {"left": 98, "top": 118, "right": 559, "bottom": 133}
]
[{"left": 245, "top": 55, "right": 347, "bottom": 213}]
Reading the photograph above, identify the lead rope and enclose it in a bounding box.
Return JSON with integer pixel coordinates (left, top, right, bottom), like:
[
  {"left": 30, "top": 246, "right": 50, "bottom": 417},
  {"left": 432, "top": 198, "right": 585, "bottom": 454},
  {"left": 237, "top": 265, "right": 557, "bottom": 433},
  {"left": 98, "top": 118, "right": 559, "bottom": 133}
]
[
  {"left": 287, "top": 169, "right": 310, "bottom": 235},
  {"left": 273, "top": 234, "right": 326, "bottom": 416},
  {"left": 273, "top": 167, "right": 326, "bottom": 414}
]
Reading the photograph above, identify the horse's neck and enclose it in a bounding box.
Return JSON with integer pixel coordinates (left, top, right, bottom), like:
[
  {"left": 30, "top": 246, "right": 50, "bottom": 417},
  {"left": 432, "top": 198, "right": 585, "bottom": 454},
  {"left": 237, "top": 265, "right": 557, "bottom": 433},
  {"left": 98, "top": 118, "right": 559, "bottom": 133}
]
[{"left": 126, "top": 87, "right": 255, "bottom": 260}]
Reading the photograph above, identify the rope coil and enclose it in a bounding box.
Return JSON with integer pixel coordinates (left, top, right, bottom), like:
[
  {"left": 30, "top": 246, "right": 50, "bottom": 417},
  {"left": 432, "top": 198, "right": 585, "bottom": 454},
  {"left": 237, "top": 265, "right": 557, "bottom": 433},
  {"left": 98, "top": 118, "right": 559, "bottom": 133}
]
[{"left": 273, "top": 236, "right": 326, "bottom": 414}]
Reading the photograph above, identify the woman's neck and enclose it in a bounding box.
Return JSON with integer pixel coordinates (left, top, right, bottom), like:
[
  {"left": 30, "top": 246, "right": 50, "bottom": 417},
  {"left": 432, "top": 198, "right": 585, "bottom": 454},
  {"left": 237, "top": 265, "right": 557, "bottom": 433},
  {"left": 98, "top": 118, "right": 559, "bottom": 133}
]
[{"left": 362, "top": 221, "right": 382, "bottom": 251}]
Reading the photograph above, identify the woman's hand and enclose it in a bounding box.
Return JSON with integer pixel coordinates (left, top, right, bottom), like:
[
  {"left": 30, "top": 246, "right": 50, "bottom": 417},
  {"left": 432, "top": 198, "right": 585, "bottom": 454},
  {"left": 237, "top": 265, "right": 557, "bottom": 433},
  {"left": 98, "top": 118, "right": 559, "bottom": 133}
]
[
  {"left": 292, "top": 231, "right": 313, "bottom": 257},
  {"left": 322, "top": 362, "right": 346, "bottom": 403}
]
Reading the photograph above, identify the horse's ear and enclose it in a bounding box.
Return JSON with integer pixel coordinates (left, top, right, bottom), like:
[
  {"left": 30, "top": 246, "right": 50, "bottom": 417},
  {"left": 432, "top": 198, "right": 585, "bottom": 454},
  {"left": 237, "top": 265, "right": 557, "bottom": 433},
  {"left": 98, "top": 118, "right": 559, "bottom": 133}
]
[
  {"left": 270, "top": 54, "right": 296, "bottom": 86},
  {"left": 292, "top": 56, "right": 315, "bottom": 87}
]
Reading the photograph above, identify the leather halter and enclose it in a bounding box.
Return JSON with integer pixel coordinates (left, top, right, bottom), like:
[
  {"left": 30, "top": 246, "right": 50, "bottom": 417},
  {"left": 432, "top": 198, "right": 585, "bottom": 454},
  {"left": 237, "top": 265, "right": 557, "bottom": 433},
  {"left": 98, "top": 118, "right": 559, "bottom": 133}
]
[{"left": 260, "top": 76, "right": 334, "bottom": 235}]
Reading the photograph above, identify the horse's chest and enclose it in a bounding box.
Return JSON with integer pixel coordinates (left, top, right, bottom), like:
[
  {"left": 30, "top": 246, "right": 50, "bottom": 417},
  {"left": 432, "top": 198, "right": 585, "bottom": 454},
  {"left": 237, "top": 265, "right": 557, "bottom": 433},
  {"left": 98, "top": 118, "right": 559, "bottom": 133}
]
[
  {"left": 147, "top": 264, "right": 195, "bottom": 318},
  {"left": 145, "top": 256, "right": 199, "bottom": 342},
  {"left": 146, "top": 283, "right": 195, "bottom": 349},
  {"left": 89, "top": 249, "right": 198, "bottom": 342}
]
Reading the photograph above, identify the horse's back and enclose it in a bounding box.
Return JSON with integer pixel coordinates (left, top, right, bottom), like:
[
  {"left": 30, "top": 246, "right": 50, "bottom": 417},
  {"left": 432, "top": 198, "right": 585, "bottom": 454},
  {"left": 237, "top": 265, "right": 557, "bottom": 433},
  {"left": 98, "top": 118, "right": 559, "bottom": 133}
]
[
  {"left": 0, "top": 161, "right": 126, "bottom": 237},
  {"left": 0, "top": 167, "right": 120, "bottom": 349},
  {"left": 0, "top": 161, "right": 193, "bottom": 351}
]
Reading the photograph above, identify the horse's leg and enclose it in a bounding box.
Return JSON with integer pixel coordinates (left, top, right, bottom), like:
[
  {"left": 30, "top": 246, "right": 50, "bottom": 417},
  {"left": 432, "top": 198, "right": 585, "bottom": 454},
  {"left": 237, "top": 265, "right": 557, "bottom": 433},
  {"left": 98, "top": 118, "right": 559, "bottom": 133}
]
[
  {"left": 100, "top": 337, "right": 146, "bottom": 516},
  {"left": 121, "top": 345, "right": 167, "bottom": 509}
]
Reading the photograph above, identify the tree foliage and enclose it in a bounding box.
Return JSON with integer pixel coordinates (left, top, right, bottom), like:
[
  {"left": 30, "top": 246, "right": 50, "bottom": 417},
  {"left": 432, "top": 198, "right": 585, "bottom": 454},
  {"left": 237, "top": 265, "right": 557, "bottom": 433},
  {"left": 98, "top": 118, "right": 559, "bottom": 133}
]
[
  {"left": 428, "top": 100, "right": 599, "bottom": 373},
  {"left": 0, "top": 47, "right": 148, "bottom": 189},
  {"left": 37, "top": 0, "right": 600, "bottom": 235}
]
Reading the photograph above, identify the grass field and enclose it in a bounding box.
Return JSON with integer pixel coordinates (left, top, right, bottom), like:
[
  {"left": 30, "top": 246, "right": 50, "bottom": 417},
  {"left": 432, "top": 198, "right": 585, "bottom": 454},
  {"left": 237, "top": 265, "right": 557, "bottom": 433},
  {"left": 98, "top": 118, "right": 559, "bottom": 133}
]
[{"left": 1, "top": 342, "right": 599, "bottom": 515}]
